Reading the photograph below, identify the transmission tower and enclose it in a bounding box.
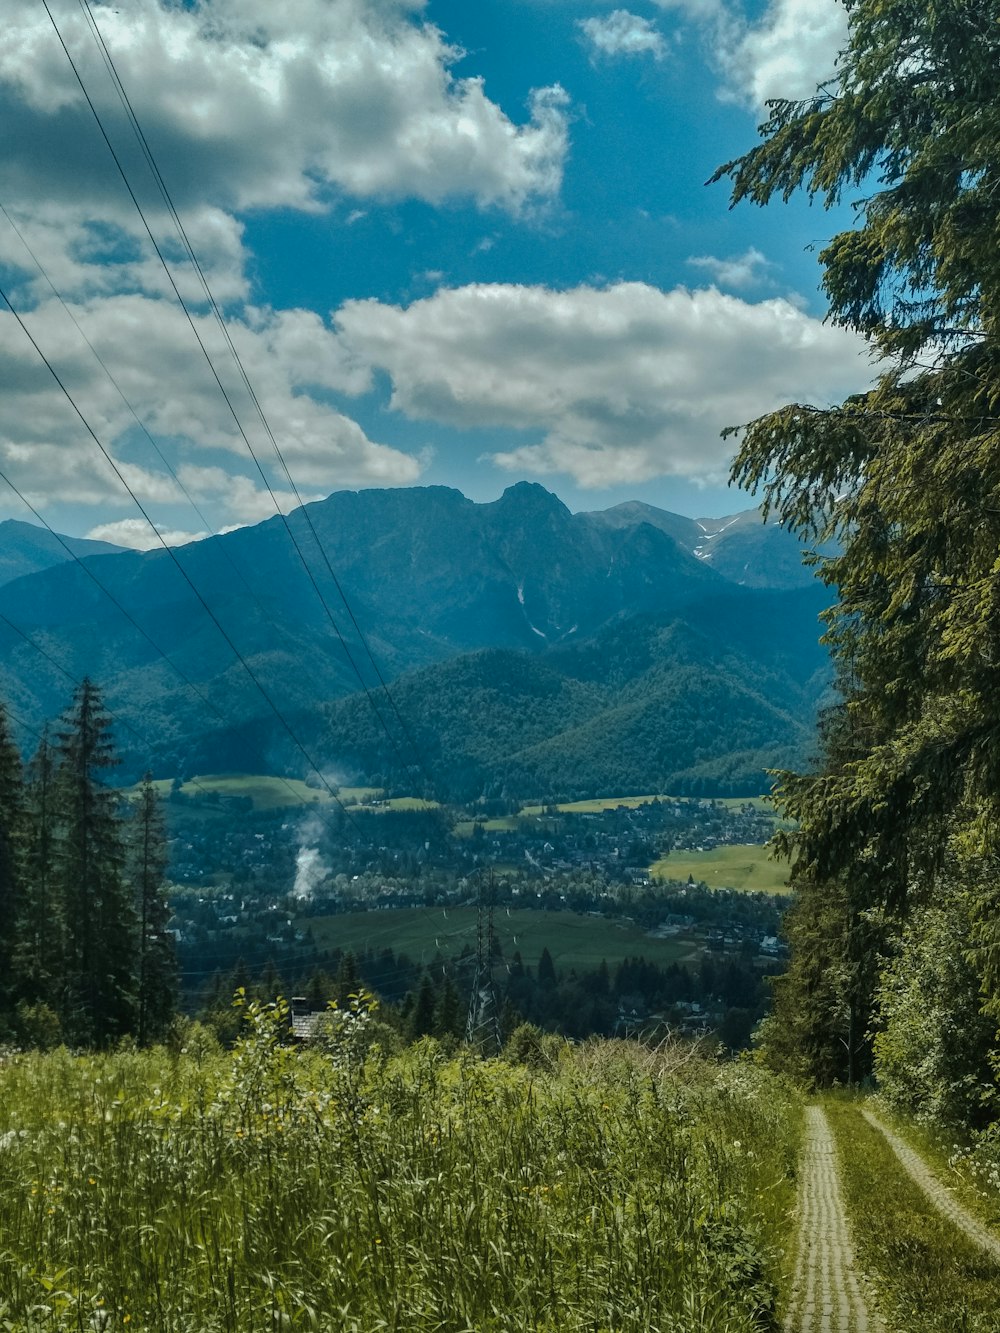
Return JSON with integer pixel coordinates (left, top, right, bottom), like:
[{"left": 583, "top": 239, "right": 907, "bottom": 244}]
[{"left": 466, "top": 869, "right": 503, "bottom": 1054}]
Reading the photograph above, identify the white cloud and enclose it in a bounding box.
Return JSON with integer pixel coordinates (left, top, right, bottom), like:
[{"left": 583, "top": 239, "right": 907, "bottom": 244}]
[
  {"left": 653, "top": 0, "right": 847, "bottom": 107},
  {"left": 578, "top": 11, "right": 667, "bottom": 61},
  {"left": 0, "top": 0, "right": 567, "bottom": 531},
  {"left": 1, "top": 0, "right": 569, "bottom": 218},
  {"left": 85, "top": 517, "right": 209, "bottom": 550},
  {"left": 333, "top": 281, "right": 872, "bottom": 489},
  {"left": 0, "top": 294, "right": 422, "bottom": 517},
  {"left": 724, "top": 0, "right": 846, "bottom": 106},
  {"left": 686, "top": 246, "right": 774, "bottom": 288}
]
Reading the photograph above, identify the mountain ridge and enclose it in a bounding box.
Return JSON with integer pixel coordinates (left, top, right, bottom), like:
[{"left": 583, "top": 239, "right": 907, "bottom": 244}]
[{"left": 0, "top": 484, "right": 831, "bottom": 792}]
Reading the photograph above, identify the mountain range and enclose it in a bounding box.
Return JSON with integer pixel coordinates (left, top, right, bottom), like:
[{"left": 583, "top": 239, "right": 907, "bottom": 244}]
[{"left": 0, "top": 484, "right": 833, "bottom": 796}]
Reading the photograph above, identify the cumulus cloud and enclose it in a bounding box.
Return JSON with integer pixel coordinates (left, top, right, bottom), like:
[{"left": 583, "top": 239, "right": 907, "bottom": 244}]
[
  {"left": 653, "top": 0, "right": 847, "bottom": 107},
  {"left": 1, "top": 0, "right": 569, "bottom": 218},
  {"left": 0, "top": 0, "right": 564, "bottom": 530},
  {"left": 724, "top": 0, "right": 846, "bottom": 105},
  {"left": 84, "top": 517, "right": 209, "bottom": 550},
  {"left": 578, "top": 11, "right": 667, "bottom": 61},
  {"left": 0, "top": 295, "right": 422, "bottom": 518},
  {"left": 333, "top": 281, "right": 872, "bottom": 489},
  {"left": 686, "top": 247, "right": 774, "bottom": 289}
]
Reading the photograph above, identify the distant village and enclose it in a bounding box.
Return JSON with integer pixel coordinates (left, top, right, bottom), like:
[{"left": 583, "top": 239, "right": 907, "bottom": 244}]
[{"left": 164, "top": 793, "right": 787, "bottom": 1013}]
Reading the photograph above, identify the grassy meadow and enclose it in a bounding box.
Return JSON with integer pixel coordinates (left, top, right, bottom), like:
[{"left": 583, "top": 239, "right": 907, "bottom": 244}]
[
  {"left": 651, "top": 845, "right": 792, "bottom": 895},
  {"left": 144, "top": 775, "right": 442, "bottom": 815},
  {"left": 309, "top": 906, "right": 699, "bottom": 971},
  {"left": 0, "top": 1003, "right": 801, "bottom": 1332}
]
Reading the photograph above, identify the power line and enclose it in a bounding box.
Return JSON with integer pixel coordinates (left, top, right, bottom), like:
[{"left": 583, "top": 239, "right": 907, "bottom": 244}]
[
  {"left": 0, "top": 279, "right": 368, "bottom": 838},
  {"left": 79, "top": 0, "right": 436, "bottom": 794},
  {"left": 0, "top": 198, "right": 317, "bottom": 638},
  {"left": 47, "top": 0, "right": 431, "bottom": 791},
  {"left": 0, "top": 206, "right": 428, "bottom": 864}
]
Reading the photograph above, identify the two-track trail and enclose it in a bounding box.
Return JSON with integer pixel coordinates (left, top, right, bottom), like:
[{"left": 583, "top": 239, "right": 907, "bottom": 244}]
[
  {"left": 783, "top": 1105, "right": 881, "bottom": 1333},
  {"left": 862, "top": 1109, "right": 1000, "bottom": 1263}
]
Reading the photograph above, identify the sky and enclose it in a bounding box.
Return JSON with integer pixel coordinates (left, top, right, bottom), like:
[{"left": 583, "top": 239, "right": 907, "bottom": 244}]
[{"left": 0, "top": 0, "right": 870, "bottom": 549}]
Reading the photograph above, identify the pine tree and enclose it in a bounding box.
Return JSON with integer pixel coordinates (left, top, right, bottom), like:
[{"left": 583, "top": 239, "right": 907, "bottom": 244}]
[
  {"left": 0, "top": 704, "right": 24, "bottom": 1014},
  {"left": 131, "top": 774, "right": 176, "bottom": 1044},
  {"left": 537, "top": 947, "right": 557, "bottom": 989},
  {"left": 432, "top": 973, "right": 463, "bottom": 1039},
  {"left": 55, "top": 679, "right": 135, "bottom": 1045},
  {"left": 335, "top": 951, "right": 361, "bottom": 1007},
  {"left": 711, "top": 0, "right": 1000, "bottom": 1085},
  {"left": 17, "top": 727, "right": 59, "bottom": 1009},
  {"left": 407, "top": 970, "right": 437, "bottom": 1041}
]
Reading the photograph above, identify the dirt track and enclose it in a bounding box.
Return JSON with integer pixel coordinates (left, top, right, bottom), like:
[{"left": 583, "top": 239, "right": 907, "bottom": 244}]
[
  {"left": 862, "top": 1109, "right": 1000, "bottom": 1264},
  {"left": 784, "top": 1106, "right": 881, "bottom": 1333}
]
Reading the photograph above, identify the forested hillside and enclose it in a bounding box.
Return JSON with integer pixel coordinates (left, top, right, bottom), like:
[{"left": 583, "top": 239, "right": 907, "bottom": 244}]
[{"left": 324, "top": 592, "right": 829, "bottom": 798}]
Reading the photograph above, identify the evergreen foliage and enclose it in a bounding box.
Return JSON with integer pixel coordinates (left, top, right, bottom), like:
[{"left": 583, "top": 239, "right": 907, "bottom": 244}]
[
  {"left": 55, "top": 679, "right": 135, "bottom": 1045},
  {"left": 714, "top": 0, "right": 1000, "bottom": 1104},
  {"left": 18, "top": 727, "right": 58, "bottom": 1009},
  {"left": 0, "top": 682, "right": 176, "bottom": 1047},
  {"left": 0, "top": 705, "right": 23, "bottom": 1008},
  {"left": 132, "top": 772, "right": 177, "bottom": 1045}
]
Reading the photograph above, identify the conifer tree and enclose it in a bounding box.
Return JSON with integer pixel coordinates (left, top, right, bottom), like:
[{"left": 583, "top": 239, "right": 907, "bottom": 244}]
[
  {"left": 712, "top": 0, "right": 1000, "bottom": 1087},
  {"left": 0, "top": 704, "right": 23, "bottom": 1013},
  {"left": 407, "top": 970, "right": 437, "bottom": 1041},
  {"left": 131, "top": 773, "right": 176, "bottom": 1044},
  {"left": 433, "top": 973, "right": 463, "bottom": 1039},
  {"left": 55, "top": 679, "right": 135, "bottom": 1045},
  {"left": 335, "top": 951, "right": 361, "bottom": 1007},
  {"left": 17, "top": 726, "right": 59, "bottom": 1009}
]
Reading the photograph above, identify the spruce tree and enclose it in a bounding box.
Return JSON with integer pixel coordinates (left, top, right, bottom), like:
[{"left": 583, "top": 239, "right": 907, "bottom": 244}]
[
  {"left": 407, "top": 971, "right": 437, "bottom": 1042},
  {"left": 17, "top": 727, "right": 59, "bottom": 1010},
  {"left": 0, "top": 704, "right": 24, "bottom": 1014},
  {"left": 335, "top": 951, "right": 361, "bottom": 1007},
  {"left": 55, "top": 679, "right": 135, "bottom": 1045},
  {"left": 711, "top": 0, "right": 1000, "bottom": 1085},
  {"left": 131, "top": 774, "right": 176, "bottom": 1044},
  {"left": 433, "top": 974, "right": 463, "bottom": 1039}
]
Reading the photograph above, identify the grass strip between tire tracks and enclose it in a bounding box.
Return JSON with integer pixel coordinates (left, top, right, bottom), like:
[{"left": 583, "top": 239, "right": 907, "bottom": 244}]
[{"left": 825, "top": 1099, "right": 1000, "bottom": 1333}]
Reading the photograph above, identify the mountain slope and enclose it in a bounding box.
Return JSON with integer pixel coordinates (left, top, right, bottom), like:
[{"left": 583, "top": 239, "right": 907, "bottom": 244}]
[
  {"left": 0, "top": 485, "right": 830, "bottom": 787},
  {"left": 0, "top": 519, "right": 124, "bottom": 587},
  {"left": 587, "top": 500, "right": 835, "bottom": 589},
  {"left": 323, "top": 595, "right": 829, "bottom": 799}
]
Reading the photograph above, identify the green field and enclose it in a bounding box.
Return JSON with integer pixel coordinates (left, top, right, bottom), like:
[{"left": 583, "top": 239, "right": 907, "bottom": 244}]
[
  {"left": 146, "top": 774, "right": 387, "bottom": 811},
  {"left": 520, "top": 793, "right": 774, "bottom": 815},
  {"left": 453, "top": 815, "right": 524, "bottom": 836},
  {"left": 161, "top": 777, "right": 438, "bottom": 814},
  {"left": 650, "top": 843, "right": 792, "bottom": 894},
  {"left": 363, "top": 796, "right": 440, "bottom": 811},
  {"left": 310, "top": 906, "right": 698, "bottom": 970}
]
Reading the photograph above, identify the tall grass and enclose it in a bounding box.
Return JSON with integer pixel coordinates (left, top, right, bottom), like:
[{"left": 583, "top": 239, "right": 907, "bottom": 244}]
[{"left": 0, "top": 1002, "right": 799, "bottom": 1331}]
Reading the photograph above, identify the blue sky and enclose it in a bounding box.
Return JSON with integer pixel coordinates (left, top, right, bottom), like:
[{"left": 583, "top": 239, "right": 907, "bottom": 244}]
[{"left": 0, "top": 0, "right": 868, "bottom": 547}]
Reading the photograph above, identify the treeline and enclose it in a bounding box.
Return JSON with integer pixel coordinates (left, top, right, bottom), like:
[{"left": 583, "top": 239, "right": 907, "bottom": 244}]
[
  {"left": 198, "top": 943, "right": 775, "bottom": 1051},
  {"left": 0, "top": 680, "right": 175, "bottom": 1048}
]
